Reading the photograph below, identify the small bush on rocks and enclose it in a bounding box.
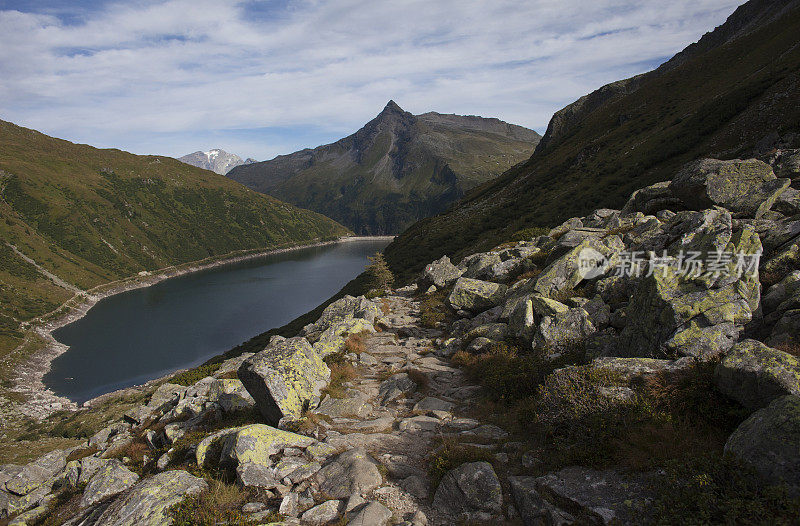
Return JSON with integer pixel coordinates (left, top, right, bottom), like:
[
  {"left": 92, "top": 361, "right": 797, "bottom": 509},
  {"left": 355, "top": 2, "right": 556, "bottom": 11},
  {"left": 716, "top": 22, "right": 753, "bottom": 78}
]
[
  {"left": 170, "top": 363, "right": 222, "bottom": 386},
  {"left": 428, "top": 437, "right": 496, "bottom": 489},
  {"left": 170, "top": 480, "right": 276, "bottom": 526},
  {"left": 419, "top": 288, "right": 452, "bottom": 328}
]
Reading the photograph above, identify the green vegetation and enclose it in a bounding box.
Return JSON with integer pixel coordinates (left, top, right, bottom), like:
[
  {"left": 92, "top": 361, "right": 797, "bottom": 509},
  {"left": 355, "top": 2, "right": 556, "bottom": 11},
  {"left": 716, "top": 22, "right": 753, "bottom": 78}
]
[
  {"left": 428, "top": 436, "right": 496, "bottom": 489},
  {"left": 169, "top": 480, "right": 278, "bottom": 526},
  {"left": 0, "top": 119, "right": 350, "bottom": 366},
  {"left": 321, "top": 352, "right": 359, "bottom": 399},
  {"left": 364, "top": 251, "right": 394, "bottom": 292},
  {"left": 227, "top": 102, "right": 540, "bottom": 235},
  {"left": 384, "top": 6, "right": 800, "bottom": 283},
  {"left": 419, "top": 288, "right": 453, "bottom": 328}
]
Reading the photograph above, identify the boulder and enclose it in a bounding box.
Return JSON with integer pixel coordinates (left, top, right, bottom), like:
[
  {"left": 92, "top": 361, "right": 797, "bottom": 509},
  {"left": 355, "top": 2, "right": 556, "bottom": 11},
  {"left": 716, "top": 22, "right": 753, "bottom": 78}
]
[
  {"left": 533, "top": 237, "right": 623, "bottom": 298},
  {"left": 513, "top": 467, "right": 654, "bottom": 525},
  {"left": 0, "top": 489, "right": 19, "bottom": 519},
  {"left": 4, "top": 450, "right": 66, "bottom": 496},
  {"left": 146, "top": 383, "right": 186, "bottom": 410},
  {"left": 347, "top": 501, "right": 392, "bottom": 525},
  {"left": 532, "top": 308, "right": 596, "bottom": 356},
  {"left": 620, "top": 181, "right": 683, "bottom": 215},
  {"left": 80, "top": 460, "right": 139, "bottom": 508},
  {"left": 83, "top": 470, "right": 207, "bottom": 526},
  {"left": 448, "top": 278, "right": 507, "bottom": 312},
  {"left": 222, "top": 424, "right": 315, "bottom": 469},
  {"left": 301, "top": 499, "right": 343, "bottom": 525},
  {"left": 379, "top": 373, "right": 417, "bottom": 404},
  {"left": 418, "top": 255, "right": 464, "bottom": 289},
  {"left": 303, "top": 295, "right": 381, "bottom": 341},
  {"left": 669, "top": 158, "right": 790, "bottom": 218},
  {"left": 767, "top": 309, "right": 800, "bottom": 349},
  {"left": 238, "top": 337, "right": 330, "bottom": 424},
  {"left": 460, "top": 252, "right": 502, "bottom": 279},
  {"left": 762, "top": 271, "right": 800, "bottom": 312},
  {"left": 432, "top": 462, "right": 503, "bottom": 521},
  {"left": 715, "top": 339, "right": 800, "bottom": 409},
  {"left": 208, "top": 379, "right": 255, "bottom": 413},
  {"left": 589, "top": 357, "right": 690, "bottom": 383},
  {"left": 725, "top": 395, "right": 800, "bottom": 494},
  {"left": 315, "top": 448, "right": 382, "bottom": 499},
  {"left": 315, "top": 391, "right": 372, "bottom": 419}
]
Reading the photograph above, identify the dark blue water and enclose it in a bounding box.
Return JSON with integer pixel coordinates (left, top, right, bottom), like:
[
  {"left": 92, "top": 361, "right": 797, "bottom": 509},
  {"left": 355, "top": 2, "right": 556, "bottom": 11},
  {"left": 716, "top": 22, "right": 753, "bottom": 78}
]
[{"left": 45, "top": 239, "right": 390, "bottom": 403}]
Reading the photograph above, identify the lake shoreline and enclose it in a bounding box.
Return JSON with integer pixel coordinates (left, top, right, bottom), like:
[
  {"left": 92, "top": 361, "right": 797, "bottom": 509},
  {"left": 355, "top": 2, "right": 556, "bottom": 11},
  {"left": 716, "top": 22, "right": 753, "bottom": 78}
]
[{"left": 11, "top": 235, "right": 394, "bottom": 420}]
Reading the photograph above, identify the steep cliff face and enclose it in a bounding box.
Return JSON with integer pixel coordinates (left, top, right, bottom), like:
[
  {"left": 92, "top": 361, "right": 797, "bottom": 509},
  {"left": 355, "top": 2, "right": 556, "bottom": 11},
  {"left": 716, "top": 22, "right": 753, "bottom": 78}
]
[
  {"left": 384, "top": 0, "right": 800, "bottom": 283},
  {"left": 227, "top": 101, "right": 540, "bottom": 235}
]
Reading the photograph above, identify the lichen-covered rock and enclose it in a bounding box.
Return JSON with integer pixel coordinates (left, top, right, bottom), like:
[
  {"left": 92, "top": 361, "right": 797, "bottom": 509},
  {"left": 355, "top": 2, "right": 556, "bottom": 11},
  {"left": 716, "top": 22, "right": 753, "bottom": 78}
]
[
  {"left": 532, "top": 308, "right": 595, "bottom": 357},
  {"left": 4, "top": 450, "right": 66, "bottom": 496},
  {"left": 448, "top": 277, "right": 507, "bottom": 312},
  {"left": 83, "top": 470, "right": 207, "bottom": 526},
  {"left": 80, "top": 460, "right": 139, "bottom": 508},
  {"left": 0, "top": 489, "right": 20, "bottom": 519},
  {"left": 315, "top": 448, "right": 382, "bottom": 499},
  {"left": 432, "top": 461, "right": 503, "bottom": 521},
  {"left": 195, "top": 427, "right": 242, "bottom": 468},
  {"left": 460, "top": 252, "right": 502, "bottom": 279},
  {"left": 725, "top": 395, "right": 800, "bottom": 494},
  {"left": 301, "top": 499, "right": 343, "bottom": 525},
  {"left": 222, "top": 424, "right": 315, "bottom": 469},
  {"left": 509, "top": 476, "right": 574, "bottom": 525},
  {"left": 763, "top": 271, "right": 800, "bottom": 313},
  {"left": 238, "top": 337, "right": 330, "bottom": 424},
  {"left": 378, "top": 373, "right": 417, "bottom": 404},
  {"left": 418, "top": 255, "right": 464, "bottom": 289},
  {"left": 620, "top": 181, "right": 682, "bottom": 215},
  {"left": 303, "top": 296, "right": 381, "bottom": 341},
  {"left": 208, "top": 379, "right": 255, "bottom": 413},
  {"left": 147, "top": 383, "right": 186, "bottom": 410},
  {"left": 669, "top": 158, "right": 790, "bottom": 218},
  {"left": 715, "top": 339, "right": 800, "bottom": 409},
  {"left": 533, "top": 237, "right": 623, "bottom": 297},
  {"left": 589, "top": 356, "right": 691, "bottom": 382},
  {"left": 315, "top": 391, "right": 372, "bottom": 419},
  {"left": 313, "top": 317, "right": 375, "bottom": 357}
]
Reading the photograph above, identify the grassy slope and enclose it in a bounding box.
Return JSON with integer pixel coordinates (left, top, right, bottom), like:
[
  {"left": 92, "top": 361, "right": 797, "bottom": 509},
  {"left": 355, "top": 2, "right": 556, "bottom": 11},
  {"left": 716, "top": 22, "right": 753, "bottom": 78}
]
[
  {"left": 229, "top": 108, "right": 539, "bottom": 235},
  {"left": 0, "top": 120, "right": 350, "bottom": 359},
  {"left": 384, "top": 3, "right": 800, "bottom": 283}
]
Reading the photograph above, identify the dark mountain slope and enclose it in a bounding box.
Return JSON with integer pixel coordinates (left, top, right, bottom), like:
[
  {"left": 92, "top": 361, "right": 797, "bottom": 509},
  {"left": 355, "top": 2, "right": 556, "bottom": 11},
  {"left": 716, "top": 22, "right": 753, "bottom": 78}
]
[
  {"left": 385, "top": 0, "right": 800, "bottom": 283},
  {"left": 227, "top": 102, "right": 540, "bottom": 235}
]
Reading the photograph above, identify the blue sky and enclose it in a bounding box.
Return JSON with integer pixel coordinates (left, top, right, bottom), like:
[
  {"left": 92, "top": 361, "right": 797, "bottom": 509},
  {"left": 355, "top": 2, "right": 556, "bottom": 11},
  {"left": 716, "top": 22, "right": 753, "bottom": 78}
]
[{"left": 0, "top": 0, "right": 742, "bottom": 160}]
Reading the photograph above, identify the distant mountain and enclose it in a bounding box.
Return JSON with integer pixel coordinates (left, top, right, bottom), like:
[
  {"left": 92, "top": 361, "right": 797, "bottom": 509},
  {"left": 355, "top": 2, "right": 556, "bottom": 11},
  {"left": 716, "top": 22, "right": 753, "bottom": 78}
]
[
  {"left": 178, "top": 149, "right": 256, "bottom": 175},
  {"left": 0, "top": 120, "right": 349, "bottom": 358},
  {"left": 384, "top": 0, "right": 800, "bottom": 283},
  {"left": 227, "top": 101, "right": 540, "bottom": 235}
]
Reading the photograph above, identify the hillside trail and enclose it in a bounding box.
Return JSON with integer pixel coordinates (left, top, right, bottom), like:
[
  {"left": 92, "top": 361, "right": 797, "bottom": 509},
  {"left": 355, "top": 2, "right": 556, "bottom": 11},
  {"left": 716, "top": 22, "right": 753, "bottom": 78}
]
[{"left": 317, "top": 290, "right": 513, "bottom": 524}]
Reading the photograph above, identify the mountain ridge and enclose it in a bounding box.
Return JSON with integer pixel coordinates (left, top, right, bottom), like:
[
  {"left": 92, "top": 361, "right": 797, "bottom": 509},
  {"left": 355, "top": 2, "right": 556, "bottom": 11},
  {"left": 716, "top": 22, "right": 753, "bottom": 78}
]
[{"left": 227, "top": 102, "right": 540, "bottom": 235}]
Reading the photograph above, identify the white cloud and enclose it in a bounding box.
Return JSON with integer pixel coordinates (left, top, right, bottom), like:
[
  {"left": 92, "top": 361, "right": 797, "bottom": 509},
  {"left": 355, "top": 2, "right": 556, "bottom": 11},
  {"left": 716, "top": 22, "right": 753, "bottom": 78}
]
[{"left": 0, "top": 0, "right": 742, "bottom": 159}]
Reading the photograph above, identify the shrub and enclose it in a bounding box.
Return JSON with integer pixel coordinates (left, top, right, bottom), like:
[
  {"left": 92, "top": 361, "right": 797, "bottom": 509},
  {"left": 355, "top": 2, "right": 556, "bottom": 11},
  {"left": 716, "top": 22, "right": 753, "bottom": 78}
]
[
  {"left": 170, "top": 480, "right": 276, "bottom": 526},
  {"left": 365, "top": 251, "right": 394, "bottom": 291},
  {"left": 419, "top": 288, "right": 452, "bottom": 328},
  {"left": 428, "top": 437, "right": 496, "bottom": 489},
  {"left": 322, "top": 352, "right": 358, "bottom": 399},
  {"left": 344, "top": 332, "right": 368, "bottom": 354},
  {"left": 170, "top": 363, "right": 222, "bottom": 386}
]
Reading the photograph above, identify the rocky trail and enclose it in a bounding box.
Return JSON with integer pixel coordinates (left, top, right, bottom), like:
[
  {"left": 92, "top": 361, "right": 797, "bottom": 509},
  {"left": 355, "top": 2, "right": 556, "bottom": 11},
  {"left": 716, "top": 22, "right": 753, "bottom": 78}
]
[{"left": 4, "top": 152, "right": 800, "bottom": 525}]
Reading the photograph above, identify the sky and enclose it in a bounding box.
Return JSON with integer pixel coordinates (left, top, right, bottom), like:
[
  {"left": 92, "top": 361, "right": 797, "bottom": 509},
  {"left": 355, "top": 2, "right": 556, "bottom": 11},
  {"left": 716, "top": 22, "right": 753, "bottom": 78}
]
[{"left": 0, "top": 0, "right": 743, "bottom": 161}]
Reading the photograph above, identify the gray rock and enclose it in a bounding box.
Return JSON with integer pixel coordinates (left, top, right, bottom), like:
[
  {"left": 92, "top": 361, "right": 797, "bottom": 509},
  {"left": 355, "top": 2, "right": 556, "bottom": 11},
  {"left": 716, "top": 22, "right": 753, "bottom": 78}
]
[
  {"left": 621, "top": 181, "right": 682, "bottom": 215},
  {"left": 85, "top": 470, "right": 207, "bottom": 526},
  {"left": 413, "top": 397, "right": 454, "bottom": 413},
  {"left": 398, "top": 416, "right": 440, "bottom": 433},
  {"left": 509, "top": 476, "right": 574, "bottom": 526},
  {"left": 418, "top": 255, "right": 464, "bottom": 289},
  {"left": 316, "top": 448, "right": 382, "bottom": 499},
  {"left": 514, "top": 467, "right": 654, "bottom": 525},
  {"left": 279, "top": 492, "right": 300, "bottom": 517},
  {"left": 0, "top": 489, "right": 20, "bottom": 519},
  {"left": 466, "top": 336, "right": 494, "bottom": 354},
  {"left": 208, "top": 378, "right": 256, "bottom": 413},
  {"left": 379, "top": 373, "right": 416, "bottom": 404},
  {"left": 533, "top": 237, "right": 623, "bottom": 297},
  {"left": 763, "top": 271, "right": 800, "bottom": 313},
  {"left": 236, "top": 462, "right": 279, "bottom": 489},
  {"left": 315, "top": 391, "right": 372, "bottom": 419},
  {"left": 238, "top": 337, "right": 330, "bottom": 424},
  {"left": 147, "top": 383, "right": 186, "bottom": 410},
  {"left": 347, "top": 501, "right": 392, "bottom": 525},
  {"left": 432, "top": 461, "right": 503, "bottom": 519},
  {"left": 80, "top": 460, "right": 139, "bottom": 508},
  {"left": 715, "top": 339, "right": 800, "bottom": 409},
  {"left": 448, "top": 277, "right": 507, "bottom": 312},
  {"left": 300, "top": 499, "right": 343, "bottom": 525},
  {"left": 725, "top": 395, "right": 800, "bottom": 495},
  {"left": 5, "top": 450, "right": 66, "bottom": 496},
  {"left": 460, "top": 252, "right": 502, "bottom": 279},
  {"left": 767, "top": 309, "right": 800, "bottom": 348},
  {"left": 242, "top": 501, "right": 266, "bottom": 513},
  {"left": 532, "top": 307, "right": 595, "bottom": 357},
  {"left": 669, "top": 158, "right": 790, "bottom": 218},
  {"left": 400, "top": 475, "right": 429, "bottom": 499}
]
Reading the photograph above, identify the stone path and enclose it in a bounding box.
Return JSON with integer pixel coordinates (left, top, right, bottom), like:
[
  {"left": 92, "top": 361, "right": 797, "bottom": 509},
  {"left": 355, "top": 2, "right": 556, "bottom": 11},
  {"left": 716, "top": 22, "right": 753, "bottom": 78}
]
[{"left": 309, "top": 292, "right": 511, "bottom": 525}]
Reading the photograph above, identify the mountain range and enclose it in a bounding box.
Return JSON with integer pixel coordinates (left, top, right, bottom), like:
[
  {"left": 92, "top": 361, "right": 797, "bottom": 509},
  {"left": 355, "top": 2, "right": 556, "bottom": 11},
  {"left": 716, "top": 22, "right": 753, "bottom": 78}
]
[
  {"left": 226, "top": 101, "right": 540, "bottom": 235},
  {"left": 384, "top": 0, "right": 800, "bottom": 282},
  {"left": 0, "top": 120, "right": 349, "bottom": 358},
  {"left": 178, "top": 149, "right": 256, "bottom": 175}
]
